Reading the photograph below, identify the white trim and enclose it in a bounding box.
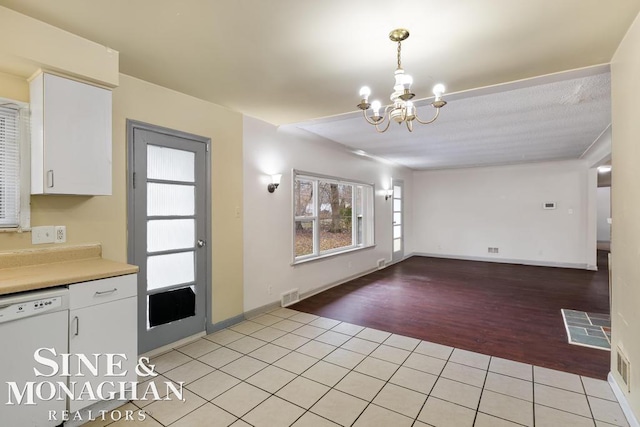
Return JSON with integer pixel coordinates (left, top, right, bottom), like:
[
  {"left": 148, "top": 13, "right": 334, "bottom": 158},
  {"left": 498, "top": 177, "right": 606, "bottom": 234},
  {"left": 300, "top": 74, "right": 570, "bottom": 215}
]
[
  {"left": 292, "top": 170, "right": 375, "bottom": 264},
  {"left": 608, "top": 372, "right": 640, "bottom": 427},
  {"left": 411, "top": 252, "right": 590, "bottom": 270},
  {"left": 292, "top": 244, "right": 376, "bottom": 266}
]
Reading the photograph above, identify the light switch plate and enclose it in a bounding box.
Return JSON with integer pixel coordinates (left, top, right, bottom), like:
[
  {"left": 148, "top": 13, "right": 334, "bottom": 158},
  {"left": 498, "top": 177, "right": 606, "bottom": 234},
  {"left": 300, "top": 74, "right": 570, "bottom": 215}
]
[{"left": 32, "top": 226, "right": 55, "bottom": 244}]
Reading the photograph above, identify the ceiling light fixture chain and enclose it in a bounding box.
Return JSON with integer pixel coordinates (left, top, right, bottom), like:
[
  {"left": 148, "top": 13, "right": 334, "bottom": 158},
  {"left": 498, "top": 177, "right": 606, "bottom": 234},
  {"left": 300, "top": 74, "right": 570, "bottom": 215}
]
[{"left": 357, "top": 28, "right": 447, "bottom": 133}]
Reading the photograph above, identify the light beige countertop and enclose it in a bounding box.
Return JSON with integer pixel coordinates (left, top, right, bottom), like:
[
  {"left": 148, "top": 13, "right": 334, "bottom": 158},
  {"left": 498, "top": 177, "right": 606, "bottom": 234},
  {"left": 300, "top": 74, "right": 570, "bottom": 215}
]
[{"left": 0, "top": 244, "right": 138, "bottom": 296}]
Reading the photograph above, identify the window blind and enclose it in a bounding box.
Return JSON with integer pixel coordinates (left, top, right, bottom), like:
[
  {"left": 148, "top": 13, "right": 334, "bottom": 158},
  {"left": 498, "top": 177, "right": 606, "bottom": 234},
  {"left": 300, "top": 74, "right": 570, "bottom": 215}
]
[{"left": 0, "top": 105, "right": 20, "bottom": 227}]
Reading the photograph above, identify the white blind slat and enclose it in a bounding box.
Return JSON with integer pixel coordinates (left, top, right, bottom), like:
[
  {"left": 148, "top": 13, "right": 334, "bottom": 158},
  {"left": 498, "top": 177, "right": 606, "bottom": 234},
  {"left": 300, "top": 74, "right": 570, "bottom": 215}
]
[{"left": 0, "top": 105, "right": 20, "bottom": 227}]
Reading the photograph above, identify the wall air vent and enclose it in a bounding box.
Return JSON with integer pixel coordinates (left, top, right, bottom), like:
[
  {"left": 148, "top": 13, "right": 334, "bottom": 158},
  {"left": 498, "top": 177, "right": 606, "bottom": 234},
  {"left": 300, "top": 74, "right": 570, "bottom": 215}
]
[
  {"left": 616, "top": 346, "right": 631, "bottom": 392},
  {"left": 281, "top": 289, "right": 300, "bottom": 307},
  {"left": 377, "top": 259, "right": 386, "bottom": 270}
]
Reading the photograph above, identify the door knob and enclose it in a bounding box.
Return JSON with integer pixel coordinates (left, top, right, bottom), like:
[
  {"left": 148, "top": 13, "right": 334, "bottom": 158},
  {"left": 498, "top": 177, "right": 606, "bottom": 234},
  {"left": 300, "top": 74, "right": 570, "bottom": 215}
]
[{"left": 197, "top": 239, "right": 206, "bottom": 248}]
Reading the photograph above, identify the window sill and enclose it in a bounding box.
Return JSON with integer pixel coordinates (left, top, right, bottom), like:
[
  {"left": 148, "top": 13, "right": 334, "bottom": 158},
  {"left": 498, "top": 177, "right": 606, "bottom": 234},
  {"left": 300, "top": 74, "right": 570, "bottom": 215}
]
[
  {"left": 292, "top": 244, "right": 376, "bottom": 266},
  {"left": 0, "top": 227, "right": 30, "bottom": 233}
]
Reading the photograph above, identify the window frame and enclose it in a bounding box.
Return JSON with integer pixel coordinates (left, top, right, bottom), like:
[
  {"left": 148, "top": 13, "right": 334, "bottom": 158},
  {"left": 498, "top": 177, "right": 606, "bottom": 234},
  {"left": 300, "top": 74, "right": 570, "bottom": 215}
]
[
  {"left": 0, "top": 97, "right": 30, "bottom": 232},
  {"left": 292, "top": 169, "right": 375, "bottom": 265}
]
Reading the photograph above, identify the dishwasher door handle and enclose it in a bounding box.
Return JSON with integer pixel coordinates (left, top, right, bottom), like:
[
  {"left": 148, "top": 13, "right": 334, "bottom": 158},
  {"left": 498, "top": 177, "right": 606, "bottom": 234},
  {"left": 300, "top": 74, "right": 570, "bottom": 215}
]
[{"left": 73, "top": 316, "right": 79, "bottom": 336}]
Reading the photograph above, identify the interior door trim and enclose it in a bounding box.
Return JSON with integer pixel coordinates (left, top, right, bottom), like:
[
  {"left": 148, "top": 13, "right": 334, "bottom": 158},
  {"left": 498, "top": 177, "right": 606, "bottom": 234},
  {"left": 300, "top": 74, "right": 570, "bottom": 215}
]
[{"left": 126, "top": 119, "right": 212, "bottom": 350}]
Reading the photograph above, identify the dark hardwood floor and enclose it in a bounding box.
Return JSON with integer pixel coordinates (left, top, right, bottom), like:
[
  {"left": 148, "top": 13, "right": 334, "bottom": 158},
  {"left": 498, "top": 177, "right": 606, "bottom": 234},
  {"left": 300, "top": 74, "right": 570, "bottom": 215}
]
[{"left": 291, "top": 251, "right": 611, "bottom": 379}]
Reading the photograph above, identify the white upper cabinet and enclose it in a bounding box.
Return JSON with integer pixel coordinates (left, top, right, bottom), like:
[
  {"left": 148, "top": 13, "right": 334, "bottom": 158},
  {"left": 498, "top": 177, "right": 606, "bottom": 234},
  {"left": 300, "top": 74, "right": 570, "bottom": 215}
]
[{"left": 30, "top": 72, "right": 112, "bottom": 195}]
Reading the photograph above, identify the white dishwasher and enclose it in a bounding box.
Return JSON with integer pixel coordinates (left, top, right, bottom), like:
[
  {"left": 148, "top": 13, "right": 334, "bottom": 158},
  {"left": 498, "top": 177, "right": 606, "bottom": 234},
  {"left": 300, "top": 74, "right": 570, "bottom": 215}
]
[{"left": 0, "top": 287, "right": 69, "bottom": 427}]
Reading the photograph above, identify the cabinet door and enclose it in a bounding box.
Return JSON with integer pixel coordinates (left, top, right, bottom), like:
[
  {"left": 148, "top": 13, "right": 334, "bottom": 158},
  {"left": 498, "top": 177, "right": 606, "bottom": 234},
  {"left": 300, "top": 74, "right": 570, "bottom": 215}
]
[
  {"left": 43, "top": 73, "right": 112, "bottom": 195},
  {"left": 68, "top": 296, "right": 137, "bottom": 412}
]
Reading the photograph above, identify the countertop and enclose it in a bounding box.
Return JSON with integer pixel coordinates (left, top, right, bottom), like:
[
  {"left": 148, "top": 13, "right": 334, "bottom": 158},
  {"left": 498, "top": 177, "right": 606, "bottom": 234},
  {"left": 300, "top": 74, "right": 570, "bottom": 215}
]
[{"left": 0, "top": 244, "right": 138, "bottom": 296}]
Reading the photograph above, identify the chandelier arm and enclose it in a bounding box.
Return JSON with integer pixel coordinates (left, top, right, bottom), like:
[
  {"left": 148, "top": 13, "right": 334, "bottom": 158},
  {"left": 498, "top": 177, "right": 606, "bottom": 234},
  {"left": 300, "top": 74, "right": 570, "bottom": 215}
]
[
  {"left": 414, "top": 107, "right": 441, "bottom": 125},
  {"left": 375, "top": 116, "right": 392, "bottom": 133},
  {"left": 362, "top": 109, "right": 384, "bottom": 126}
]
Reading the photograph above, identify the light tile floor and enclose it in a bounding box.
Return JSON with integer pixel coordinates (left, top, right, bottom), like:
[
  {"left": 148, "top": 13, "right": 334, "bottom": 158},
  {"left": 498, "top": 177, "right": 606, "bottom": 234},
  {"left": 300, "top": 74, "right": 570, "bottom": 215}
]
[{"left": 87, "top": 308, "right": 629, "bottom": 427}]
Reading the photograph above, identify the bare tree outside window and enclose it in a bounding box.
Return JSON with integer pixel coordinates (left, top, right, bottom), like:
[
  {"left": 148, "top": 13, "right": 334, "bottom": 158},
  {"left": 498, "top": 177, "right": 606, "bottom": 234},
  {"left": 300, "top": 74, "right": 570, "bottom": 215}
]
[
  {"left": 294, "top": 179, "right": 314, "bottom": 257},
  {"left": 318, "top": 182, "right": 352, "bottom": 251},
  {"left": 293, "top": 172, "right": 374, "bottom": 263}
]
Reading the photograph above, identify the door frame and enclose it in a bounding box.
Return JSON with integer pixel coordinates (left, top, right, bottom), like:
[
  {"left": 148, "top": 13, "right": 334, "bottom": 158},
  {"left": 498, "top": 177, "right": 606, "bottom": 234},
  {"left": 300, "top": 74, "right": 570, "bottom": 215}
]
[
  {"left": 391, "top": 179, "right": 404, "bottom": 264},
  {"left": 126, "top": 119, "right": 212, "bottom": 352}
]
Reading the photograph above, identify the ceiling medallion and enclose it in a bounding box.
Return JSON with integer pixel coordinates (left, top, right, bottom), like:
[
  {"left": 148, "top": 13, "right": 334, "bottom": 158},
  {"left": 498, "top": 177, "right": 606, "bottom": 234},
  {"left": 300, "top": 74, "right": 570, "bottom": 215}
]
[{"left": 357, "top": 28, "right": 447, "bottom": 133}]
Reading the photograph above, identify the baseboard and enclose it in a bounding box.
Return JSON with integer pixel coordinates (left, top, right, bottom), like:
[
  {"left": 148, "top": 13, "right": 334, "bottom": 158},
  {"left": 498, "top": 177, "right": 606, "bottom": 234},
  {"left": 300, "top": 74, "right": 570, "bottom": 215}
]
[
  {"left": 608, "top": 372, "right": 640, "bottom": 427},
  {"left": 207, "top": 313, "right": 246, "bottom": 334},
  {"left": 245, "top": 301, "right": 281, "bottom": 320},
  {"left": 241, "top": 267, "right": 380, "bottom": 319},
  {"left": 299, "top": 267, "right": 378, "bottom": 301},
  {"left": 412, "top": 252, "right": 590, "bottom": 270},
  {"left": 142, "top": 331, "right": 206, "bottom": 358}
]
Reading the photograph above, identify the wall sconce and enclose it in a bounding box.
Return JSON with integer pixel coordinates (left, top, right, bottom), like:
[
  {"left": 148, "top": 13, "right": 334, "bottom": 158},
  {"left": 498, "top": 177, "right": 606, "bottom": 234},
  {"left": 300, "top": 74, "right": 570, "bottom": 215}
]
[
  {"left": 384, "top": 177, "right": 393, "bottom": 200},
  {"left": 267, "top": 174, "right": 282, "bottom": 193}
]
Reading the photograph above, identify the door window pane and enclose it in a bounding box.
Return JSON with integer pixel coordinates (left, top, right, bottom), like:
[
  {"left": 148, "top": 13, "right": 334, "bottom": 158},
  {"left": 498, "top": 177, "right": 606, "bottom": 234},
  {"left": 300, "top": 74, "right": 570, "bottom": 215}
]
[
  {"left": 294, "top": 180, "right": 314, "bottom": 217},
  {"left": 148, "top": 145, "right": 195, "bottom": 182},
  {"left": 147, "top": 219, "right": 195, "bottom": 252},
  {"left": 393, "top": 185, "right": 402, "bottom": 198},
  {"left": 394, "top": 239, "right": 402, "bottom": 252},
  {"left": 147, "top": 183, "right": 194, "bottom": 216},
  {"left": 147, "top": 251, "right": 194, "bottom": 291},
  {"left": 394, "top": 225, "right": 402, "bottom": 239},
  {"left": 393, "top": 199, "right": 401, "bottom": 212},
  {"left": 394, "top": 212, "right": 402, "bottom": 225}
]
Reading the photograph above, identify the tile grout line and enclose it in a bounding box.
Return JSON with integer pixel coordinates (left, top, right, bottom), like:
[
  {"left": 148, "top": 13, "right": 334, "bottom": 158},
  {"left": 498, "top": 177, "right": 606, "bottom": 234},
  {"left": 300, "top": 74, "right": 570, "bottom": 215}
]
[
  {"left": 532, "top": 363, "right": 536, "bottom": 427},
  {"left": 471, "top": 355, "right": 490, "bottom": 427}
]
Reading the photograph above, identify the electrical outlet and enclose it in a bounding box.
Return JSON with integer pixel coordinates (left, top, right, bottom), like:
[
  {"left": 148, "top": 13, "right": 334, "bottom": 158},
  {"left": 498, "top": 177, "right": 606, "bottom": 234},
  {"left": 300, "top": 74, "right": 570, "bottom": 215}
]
[
  {"left": 55, "top": 226, "right": 66, "bottom": 243},
  {"left": 32, "top": 226, "right": 55, "bottom": 244}
]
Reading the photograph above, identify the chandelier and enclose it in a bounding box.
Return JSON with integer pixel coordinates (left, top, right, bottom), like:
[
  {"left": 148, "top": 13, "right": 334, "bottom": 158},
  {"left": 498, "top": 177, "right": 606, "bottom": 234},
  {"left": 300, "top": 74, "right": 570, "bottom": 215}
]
[{"left": 357, "top": 28, "right": 447, "bottom": 133}]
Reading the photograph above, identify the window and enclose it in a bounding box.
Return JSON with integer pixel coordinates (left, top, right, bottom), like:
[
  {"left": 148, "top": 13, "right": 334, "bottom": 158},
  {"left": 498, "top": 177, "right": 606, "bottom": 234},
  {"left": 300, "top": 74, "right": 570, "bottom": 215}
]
[
  {"left": 293, "top": 170, "right": 374, "bottom": 263},
  {"left": 0, "top": 99, "right": 29, "bottom": 230}
]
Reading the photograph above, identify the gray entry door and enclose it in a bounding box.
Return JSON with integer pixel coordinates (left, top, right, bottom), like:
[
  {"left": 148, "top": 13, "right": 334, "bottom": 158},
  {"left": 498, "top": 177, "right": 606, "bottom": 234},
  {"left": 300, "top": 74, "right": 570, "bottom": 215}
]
[
  {"left": 392, "top": 179, "right": 404, "bottom": 263},
  {"left": 128, "top": 120, "right": 210, "bottom": 354}
]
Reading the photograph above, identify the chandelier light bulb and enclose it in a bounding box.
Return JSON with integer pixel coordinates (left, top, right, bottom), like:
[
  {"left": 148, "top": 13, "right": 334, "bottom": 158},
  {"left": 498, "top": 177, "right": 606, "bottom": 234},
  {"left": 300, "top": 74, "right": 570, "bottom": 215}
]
[
  {"left": 359, "top": 86, "right": 371, "bottom": 100},
  {"left": 402, "top": 75, "right": 413, "bottom": 90},
  {"left": 433, "top": 83, "right": 446, "bottom": 97},
  {"left": 371, "top": 100, "right": 382, "bottom": 116}
]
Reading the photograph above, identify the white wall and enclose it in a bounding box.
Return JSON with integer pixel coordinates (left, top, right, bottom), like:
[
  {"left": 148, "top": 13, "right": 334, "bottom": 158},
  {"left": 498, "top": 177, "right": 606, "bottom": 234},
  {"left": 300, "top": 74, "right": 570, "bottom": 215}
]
[
  {"left": 243, "top": 116, "right": 414, "bottom": 312},
  {"left": 412, "top": 160, "right": 596, "bottom": 268},
  {"left": 611, "top": 10, "right": 640, "bottom": 419},
  {"left": 597, "top": 186, "right": 612, "bottom": 242}
]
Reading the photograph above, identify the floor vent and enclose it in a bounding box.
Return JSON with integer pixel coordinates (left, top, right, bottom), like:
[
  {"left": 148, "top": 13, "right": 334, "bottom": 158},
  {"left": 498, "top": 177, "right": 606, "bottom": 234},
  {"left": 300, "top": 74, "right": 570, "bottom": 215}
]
[
  {"left": 377, "top": 259, "right": 386, "bottom": 270},
  {"left": 616, "top": 346, "right": 631, "bottom": 392},
  {"left": 281, "top": 289, "right": 299, "bottom": 307}
]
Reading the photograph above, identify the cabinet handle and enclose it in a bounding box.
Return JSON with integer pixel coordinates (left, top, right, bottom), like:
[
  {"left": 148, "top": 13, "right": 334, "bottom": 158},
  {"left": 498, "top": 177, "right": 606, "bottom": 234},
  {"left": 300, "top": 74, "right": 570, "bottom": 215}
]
[
  {"left": 94, "top": 288, "right": 117, "bottom": 296},
  {"left": 47, "top": 170, "right": 54, "bottom": 188},
  {"left": 73, "top": 316, "right": 79, "bottom": 336}
]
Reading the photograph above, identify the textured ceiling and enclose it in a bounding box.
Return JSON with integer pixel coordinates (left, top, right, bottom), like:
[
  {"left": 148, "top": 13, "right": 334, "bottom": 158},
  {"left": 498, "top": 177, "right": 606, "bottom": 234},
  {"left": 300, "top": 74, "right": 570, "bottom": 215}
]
[
  {"left": 294, "top": 70, "right": 612, "bottom": 170},
  {"left": 0, "top": 0, "right": 636, "bottom": 125}
]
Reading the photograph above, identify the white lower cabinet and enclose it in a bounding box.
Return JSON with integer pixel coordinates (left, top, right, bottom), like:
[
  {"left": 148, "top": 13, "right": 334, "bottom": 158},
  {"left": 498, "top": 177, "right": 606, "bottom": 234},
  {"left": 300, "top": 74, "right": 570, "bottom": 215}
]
[{"left": 68, "top": 274, "right": 137, "bottom": 412}]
